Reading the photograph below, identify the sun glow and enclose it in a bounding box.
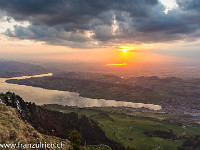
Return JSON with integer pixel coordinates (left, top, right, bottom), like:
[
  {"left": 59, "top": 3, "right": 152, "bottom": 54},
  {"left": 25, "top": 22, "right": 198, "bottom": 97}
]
[
  {"left": 118, "top": 43, "right": 154, "bottom": 53},
  {"left": 119, "top": 45, "right": 138, "bottom": 53},
  {"left": 105, "top": 43, "right": 156, "bottom": 67},
  {"left": 122, "top": 49, "right": 128, "bottom": 53}
]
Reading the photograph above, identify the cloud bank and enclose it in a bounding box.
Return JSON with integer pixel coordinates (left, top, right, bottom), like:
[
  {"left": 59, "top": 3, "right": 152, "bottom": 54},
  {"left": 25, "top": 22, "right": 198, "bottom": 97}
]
[{"left": 1, "top": 0, "right": 200, "bottom": 48}]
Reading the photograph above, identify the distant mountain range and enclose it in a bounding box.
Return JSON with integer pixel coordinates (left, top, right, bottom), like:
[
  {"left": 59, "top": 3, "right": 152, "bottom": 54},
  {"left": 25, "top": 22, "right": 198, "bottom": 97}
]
[{"left": 0, "top": 61, "right": 48, "bottom": 78}]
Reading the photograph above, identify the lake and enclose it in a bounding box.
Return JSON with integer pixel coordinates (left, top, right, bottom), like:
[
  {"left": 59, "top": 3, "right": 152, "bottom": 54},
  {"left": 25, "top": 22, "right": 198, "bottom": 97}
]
[{"left": 0, "top": 73, "right": 162, "bottom": 110}]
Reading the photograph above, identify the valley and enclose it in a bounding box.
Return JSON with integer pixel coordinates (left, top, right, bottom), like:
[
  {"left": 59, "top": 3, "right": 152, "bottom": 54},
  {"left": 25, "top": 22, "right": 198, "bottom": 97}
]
[
  {"left": 1, "top": 62, "right": 200, "bottom": 149},
  {"left": 43, "top": 104, "right": 200, "bottom": 150},
  {"left": 7, "top": 72, "right": 200, "bottom": 115}
]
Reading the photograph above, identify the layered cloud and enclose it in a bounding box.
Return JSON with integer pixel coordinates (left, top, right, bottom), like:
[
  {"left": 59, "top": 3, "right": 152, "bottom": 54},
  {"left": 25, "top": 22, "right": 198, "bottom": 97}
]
[{"left": 0, "top": 0, "right": 200, "bottom": 48}]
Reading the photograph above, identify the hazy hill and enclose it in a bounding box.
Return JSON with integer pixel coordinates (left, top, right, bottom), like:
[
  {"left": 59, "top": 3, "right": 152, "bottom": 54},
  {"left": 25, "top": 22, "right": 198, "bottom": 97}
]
[{"left": 0, "top": 61, "right": 48, "bottom": 78}]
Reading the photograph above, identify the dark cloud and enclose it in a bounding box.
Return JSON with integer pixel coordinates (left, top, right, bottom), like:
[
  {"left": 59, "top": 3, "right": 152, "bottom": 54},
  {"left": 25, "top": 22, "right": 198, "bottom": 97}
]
[
  {"left": 1, "top": 0, "right": 200, "bottom": 48},
  {"left": 5, "top": 24, "right": 95, "bottom": 48},
  {"left": 0, "top": 0, "right": 158, "bottom": 27},
  {"left": 177, "top": 0, "right": 200, "bottom": 12}
]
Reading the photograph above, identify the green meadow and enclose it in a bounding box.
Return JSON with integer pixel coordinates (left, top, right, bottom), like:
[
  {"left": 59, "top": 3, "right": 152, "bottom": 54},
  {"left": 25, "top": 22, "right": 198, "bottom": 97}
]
[{"left": 43, "top": 104, "right": 200, "bottom": 150}]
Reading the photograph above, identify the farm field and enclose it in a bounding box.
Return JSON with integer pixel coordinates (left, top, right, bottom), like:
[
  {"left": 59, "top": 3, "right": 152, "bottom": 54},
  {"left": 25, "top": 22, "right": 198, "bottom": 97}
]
[{"left": 43, "top": 104, "right": 200, "bottom": 150}]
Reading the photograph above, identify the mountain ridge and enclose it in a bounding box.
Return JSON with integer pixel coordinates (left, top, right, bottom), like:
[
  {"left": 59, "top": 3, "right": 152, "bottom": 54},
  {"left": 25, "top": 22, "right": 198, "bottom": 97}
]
[{"left": 0, "top": 92, "right": 128, "bottom": 150}]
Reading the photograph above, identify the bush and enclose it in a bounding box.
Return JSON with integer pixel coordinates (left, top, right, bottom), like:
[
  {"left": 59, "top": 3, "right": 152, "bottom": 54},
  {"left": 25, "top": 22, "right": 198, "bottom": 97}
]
[{"left": 68, "top": 130, "right": 83, "bottom": 150}]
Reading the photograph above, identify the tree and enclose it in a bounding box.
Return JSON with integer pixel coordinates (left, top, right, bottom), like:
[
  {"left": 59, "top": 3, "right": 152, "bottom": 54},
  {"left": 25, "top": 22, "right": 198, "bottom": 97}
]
[{"left": 68, "top": 130, "right": 83, "bottom": 150}]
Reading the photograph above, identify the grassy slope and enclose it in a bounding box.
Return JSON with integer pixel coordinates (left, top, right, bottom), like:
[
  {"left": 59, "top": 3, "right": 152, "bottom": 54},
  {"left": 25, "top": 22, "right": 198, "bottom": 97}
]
[
  {"left": 0, "top": 103, "right": 70, "bottom": 150},
  {"left": 43, "top": 105, "right": 200, "bottom": 150},
  {"left": 0, "top": 93, "right": 112, "bottom": 150}
]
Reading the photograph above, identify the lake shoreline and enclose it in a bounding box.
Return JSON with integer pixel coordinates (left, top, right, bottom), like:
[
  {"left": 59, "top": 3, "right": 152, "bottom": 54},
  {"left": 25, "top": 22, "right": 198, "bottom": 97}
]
[{"left": 1, "top": 73, "right": 162, "bottom": 110}]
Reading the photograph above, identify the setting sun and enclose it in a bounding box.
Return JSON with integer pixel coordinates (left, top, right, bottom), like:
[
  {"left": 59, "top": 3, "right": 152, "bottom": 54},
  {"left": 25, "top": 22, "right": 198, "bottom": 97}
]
[
  {"left": 118, "top": 45, "right": 138, "bottom": 53},
  {"left": 122, "top": 49, "right": 128, "bottom": 53}
]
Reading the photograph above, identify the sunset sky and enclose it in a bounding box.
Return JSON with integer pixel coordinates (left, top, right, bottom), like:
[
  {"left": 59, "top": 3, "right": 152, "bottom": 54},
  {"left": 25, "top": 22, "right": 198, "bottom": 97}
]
[{"left": 0, "top": 0, "right": 200, "bottom": 63}]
